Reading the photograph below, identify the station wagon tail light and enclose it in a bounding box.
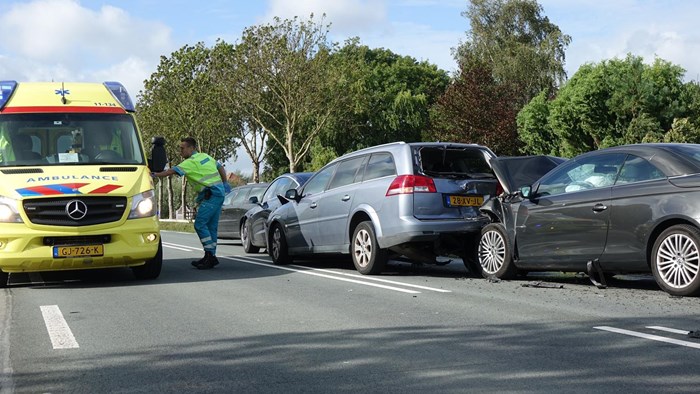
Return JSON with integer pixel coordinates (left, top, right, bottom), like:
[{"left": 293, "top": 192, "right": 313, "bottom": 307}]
[{"left": 386, "top": 175, "right": 437, "bottom": 196}]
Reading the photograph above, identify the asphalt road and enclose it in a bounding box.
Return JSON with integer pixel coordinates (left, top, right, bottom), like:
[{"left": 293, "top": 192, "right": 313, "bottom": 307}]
[{"left": 2, "top": 230, "right": 700, "bottom": 393}]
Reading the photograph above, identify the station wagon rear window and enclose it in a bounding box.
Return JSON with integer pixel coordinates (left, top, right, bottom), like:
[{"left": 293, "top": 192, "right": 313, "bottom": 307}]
[{"left": 418, "top": 146, "right": 493, "bottom": 179}]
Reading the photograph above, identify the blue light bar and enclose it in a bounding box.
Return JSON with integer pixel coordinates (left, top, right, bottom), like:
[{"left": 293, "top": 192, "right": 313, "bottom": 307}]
[
  {"left": 103, "top": 81, "right": 135, "bottom": 112},
  {"left": 0, "top": 81, "right": 18, "bottom": 110}
]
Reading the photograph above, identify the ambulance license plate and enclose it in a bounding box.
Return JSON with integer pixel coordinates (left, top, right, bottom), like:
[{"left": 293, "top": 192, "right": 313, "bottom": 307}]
[
  {"left": 447, "top": 195, "right": 483, "bottom": 207},
  {"left": 53, "top": 245, "right": 104, "bottom": 258}
]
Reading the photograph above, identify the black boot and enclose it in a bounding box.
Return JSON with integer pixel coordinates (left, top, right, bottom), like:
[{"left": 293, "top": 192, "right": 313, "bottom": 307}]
[
  {"left": 196, "top": 252, "right": 217, "bottom": 270},
  {"left": 191, "top": 254, "right": 208, "bottom": 268}
]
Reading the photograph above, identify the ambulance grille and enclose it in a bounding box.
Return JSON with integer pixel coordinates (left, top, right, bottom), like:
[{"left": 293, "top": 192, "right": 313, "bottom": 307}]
[
  {"left": 23, "top": 196, "right": 127, "bottom": 226},
  {"left": 1, "top": 168, "right": 43, "bottom": 174},
  {"left": 100, "top": 166, "right": 137, "bottom": 172}
]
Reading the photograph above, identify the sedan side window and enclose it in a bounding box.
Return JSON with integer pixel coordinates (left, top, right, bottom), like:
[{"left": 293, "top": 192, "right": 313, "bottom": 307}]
[
  {"left": 616, "top": 155, "right": 666, "bottom": 184},
  {"left": 303, "top": 163, "right": 337, "bottom": 196},
  {"left": 262, "top": 180, "right": 282, "bottom": 203},
  {"left": 537, "top": 153, "right": 626, "bottom": 196},
  {"left": 230, "top": 188, "right": 250, "bottom": 205}
]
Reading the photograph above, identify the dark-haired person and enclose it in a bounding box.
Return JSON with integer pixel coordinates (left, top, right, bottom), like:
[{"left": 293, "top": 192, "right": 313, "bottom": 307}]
[{"left": 152, "top": 137, "right": 231, "bottom": 269}]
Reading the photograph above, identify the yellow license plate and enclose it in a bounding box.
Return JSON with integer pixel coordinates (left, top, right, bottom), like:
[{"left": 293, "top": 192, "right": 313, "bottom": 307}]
[
  {"left": 448, "top": 195, "right": 484, "bottom": 207},
  {"left": 53, "top": 245, "right": 104, "bottom": 258}
]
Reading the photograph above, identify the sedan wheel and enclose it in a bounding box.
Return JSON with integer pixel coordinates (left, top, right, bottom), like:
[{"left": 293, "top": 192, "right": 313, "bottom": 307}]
[
  {"left": 241, "top": 221, "right": 260, "bottom": 254},
  {"left": 351, "top": 221, "right": 387, "bottom": 275},
  {"left": 268, "top": 223, "right": 291, "bottom": 265},
  {"left": 652, "top": 224, "right": 700, "bottom": 296},
  {"left": 478, "top": 223, "right": 516, "bottom": 280}
]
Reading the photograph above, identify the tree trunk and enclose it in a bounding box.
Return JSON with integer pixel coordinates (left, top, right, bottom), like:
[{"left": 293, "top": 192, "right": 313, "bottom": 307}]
[
  {"left": 167, "top": 176, "right": 175, "bottom": 219},
  {"left": 252, "top": 160, "right": 260, "bottom": 183}
]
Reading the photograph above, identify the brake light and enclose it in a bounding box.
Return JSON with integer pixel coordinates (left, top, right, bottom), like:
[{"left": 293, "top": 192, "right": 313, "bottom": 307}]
[
  {"left": 386, "top": 175, "right": 437, "bottom": 196},
  {"left": 496, "top": 181, "right": 504, "bottom": 196}
]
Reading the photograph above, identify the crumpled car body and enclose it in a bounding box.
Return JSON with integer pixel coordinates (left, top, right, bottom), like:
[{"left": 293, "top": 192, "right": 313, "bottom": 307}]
[{"left": 477, "top": 144, "right": 700, "bottom": 297}]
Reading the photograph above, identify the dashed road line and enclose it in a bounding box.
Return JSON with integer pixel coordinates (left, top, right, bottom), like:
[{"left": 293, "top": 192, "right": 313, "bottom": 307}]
[
  {"left": 40, "top": 305, "right": 79, "bottom": 350},
  {"left": 162, "top": 241, "right": 199, "bottom": 252},
  {"left": 594, "top": 326, "right": 700, "bottom": 350},
  {"left": 647, "top": 326, "right": 690, "bottom": 335}
]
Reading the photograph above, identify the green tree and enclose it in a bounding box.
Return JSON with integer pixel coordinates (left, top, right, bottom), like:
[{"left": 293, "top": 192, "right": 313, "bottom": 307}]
[
  {"left": 210, "top": 41, "right": 268, "bottom": 183},
  {"left": 321, "top": 41, "right": 449, "bottom": 156},
  {"left": 457, "top": 0, "right": 571, "bottom": 105},
  {"left": 516, "top": 90, "right": 557, "bottom": 155},
  {"left": 137, "top": 43, "right": 237, "bottom": 217},
  {"left": 233, "top": 15, "right": 346, "bottom": 173},
  {"left": 542, "top": 54, "right": 693, "bottom": 156}
]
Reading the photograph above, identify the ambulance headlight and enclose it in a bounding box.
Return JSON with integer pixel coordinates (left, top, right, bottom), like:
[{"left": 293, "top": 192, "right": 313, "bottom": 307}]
[
  {"left": 128, "top": 190, "right": 156, "bottom": 219},
  {"left": 0, "top": 196, "right": 23, "bottom": 223}
]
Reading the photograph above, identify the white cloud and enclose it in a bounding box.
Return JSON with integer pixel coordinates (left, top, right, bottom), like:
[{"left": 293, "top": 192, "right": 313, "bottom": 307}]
[
  {"left": 264, "top": 0, "right": 387, "bottom": 34},
  {"left": 0, "top": 0, "right": 172, "bottom": 94}
]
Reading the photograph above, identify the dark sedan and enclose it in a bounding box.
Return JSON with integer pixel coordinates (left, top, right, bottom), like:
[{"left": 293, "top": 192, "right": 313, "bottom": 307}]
[
  {"left": 241, "top": 172, "right": 313, "bottom": 253},
  {"left": 478, "top": 144, "right": 700, "bottom": 297},
  {"left": 217, "top": 183, "right": 268, "bottom": 240}
]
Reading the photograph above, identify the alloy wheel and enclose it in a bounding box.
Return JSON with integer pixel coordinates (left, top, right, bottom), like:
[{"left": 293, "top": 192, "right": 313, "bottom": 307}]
[
  {"left": 479, "top": 229, "right": 506, "bottom": 275},
  {"left": 656, "top": 233, "right": 700, "bottom": 289},
  {"left": 354, "top": 228, "right": 372, "bottom": 268}
]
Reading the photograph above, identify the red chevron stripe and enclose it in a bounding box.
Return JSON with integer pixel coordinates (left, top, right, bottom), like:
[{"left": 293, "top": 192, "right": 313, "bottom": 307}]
[{"left": 89, "top": 184, "right": 122, "bottom": 194}]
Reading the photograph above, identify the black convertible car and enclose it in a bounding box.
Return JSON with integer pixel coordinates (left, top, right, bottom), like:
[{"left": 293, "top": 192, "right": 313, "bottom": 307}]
[{"left": 478, "top": 144, "right": 700, "bottom": 297}]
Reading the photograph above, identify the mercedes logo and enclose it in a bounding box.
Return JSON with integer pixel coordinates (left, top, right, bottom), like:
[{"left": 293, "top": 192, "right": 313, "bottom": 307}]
[{"left": 65, "top": 200, "right": 88, "bottom": 220}]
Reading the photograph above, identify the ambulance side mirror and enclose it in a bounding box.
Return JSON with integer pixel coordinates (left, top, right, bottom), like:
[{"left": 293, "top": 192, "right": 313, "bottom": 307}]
[{"left": 149, "top": 136, "right": 167, "bottom": 172}]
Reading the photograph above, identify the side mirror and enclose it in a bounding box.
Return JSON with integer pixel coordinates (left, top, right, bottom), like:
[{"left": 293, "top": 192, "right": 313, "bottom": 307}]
[
  {"left": 149, "top": 136, "right": 167, "bottom": 172},
  {"left": 520, "top": 185, "right": 532, "bottom": 199},
  {"left": 285, "top": 188, "right": 299, "bottom": 201},
  {"left": 248, "top": 196, "right": 259, "bottom": 204}
]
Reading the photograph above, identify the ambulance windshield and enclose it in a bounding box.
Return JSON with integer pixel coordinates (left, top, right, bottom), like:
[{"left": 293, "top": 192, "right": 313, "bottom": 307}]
[{"left": 0, "top": 113, "right": 145, "bottom": 166}]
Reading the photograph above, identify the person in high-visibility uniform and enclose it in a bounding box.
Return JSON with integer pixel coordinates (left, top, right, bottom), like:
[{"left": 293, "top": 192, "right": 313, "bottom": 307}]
[{"left": 152, "top": 137, "right": 231, "bottom": 269}]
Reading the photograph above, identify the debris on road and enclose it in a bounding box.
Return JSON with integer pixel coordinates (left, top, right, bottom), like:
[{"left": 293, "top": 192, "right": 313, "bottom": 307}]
[{"left": 521, "top": 281, "right": 564, "bottom": 289}]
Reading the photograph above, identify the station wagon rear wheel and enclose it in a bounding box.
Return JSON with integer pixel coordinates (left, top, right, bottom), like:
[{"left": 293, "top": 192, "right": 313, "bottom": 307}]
[
  {"left": 241, "top": 221, "right": 259, "bottom": 254},
  {"left": 478, "top": 223, "right": 516, "bottom": 280},
  {"left": 352, "top": 221, "right": 387, "bottom": 275},
  {"left": 269, "top": 223, "right": 292, "bottom": 265},
  {"left": 651, "top": 225, "right": 700, "bottom": 297}
]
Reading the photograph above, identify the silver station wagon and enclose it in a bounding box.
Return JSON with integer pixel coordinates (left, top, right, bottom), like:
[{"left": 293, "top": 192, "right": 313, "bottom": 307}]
[{"left": 266, "top": 141, "right": 499, "bottom": 274}]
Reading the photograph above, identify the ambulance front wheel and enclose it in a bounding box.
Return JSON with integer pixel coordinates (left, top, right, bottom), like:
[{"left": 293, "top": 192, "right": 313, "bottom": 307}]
[
  {"left": 0, "top": 270, "right": 8, "bottom": 288},
  {"left": 132, "top": 240, "right": 163, "bottom": 280}
]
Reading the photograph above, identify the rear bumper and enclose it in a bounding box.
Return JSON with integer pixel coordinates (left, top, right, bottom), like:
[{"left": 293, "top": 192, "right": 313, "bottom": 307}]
[
  {"left": 0, "top": 217, "right": 160, "bottom": 273},
  {"left": 377, "top": 215, "right": 488, "bottom": 249}
]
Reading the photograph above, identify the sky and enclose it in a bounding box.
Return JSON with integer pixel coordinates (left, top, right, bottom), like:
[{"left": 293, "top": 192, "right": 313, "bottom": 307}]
[{"left": 1, "top": 0, "right": 699, "bottom": 175}]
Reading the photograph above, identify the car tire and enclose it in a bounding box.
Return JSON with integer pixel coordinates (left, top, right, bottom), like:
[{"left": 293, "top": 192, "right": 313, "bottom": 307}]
[
  {"left": 651, "top": 224, "right": 700, "bottom": 297},
  {"left": 241, "top": 220, "right": 260, "bottom": 254},
  {"left": 351, "top": 221, "right": 388, "bottom": 275},
  {"left": 132, "top": 240, "right": 163, "bottom": 280},
  {"left": 478, "top": 223, "right": 516, "bottom": 280},
  {"left": 269, "top": 223, "right": 292, "bottom": 265}
]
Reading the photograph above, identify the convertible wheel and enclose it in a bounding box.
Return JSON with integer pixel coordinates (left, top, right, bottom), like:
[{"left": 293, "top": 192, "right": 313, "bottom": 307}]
[
  {"left": 351, "top": 221, "right": 387, "bottom": 275},
  {"left": 241, "top": 221, "right": 260, "bottom": 254},
  {"left": 651, "top": 225, "right": 700, "bottom": 297},
  {"left": 268, "top": 223, "right": 292, "bottom": 265},
  {"left": 478, "top": 223, "right": 516, "bottom": 280}
]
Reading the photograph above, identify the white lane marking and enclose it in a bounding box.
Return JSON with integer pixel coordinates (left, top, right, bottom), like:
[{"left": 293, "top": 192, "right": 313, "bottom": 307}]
[
  {"left": 594, "top": 326, "right": 700, "bottom": 350},
  {"left": 647, "top": 326, "right": 691, "bottom": 335},
  {"left": 291, "top": 266, "right": 453, "bottom": 293},
  {"left": 237, "top": 255, "right": 452, "bottom": 293},
  {"left": 162, "top": 241, "right": 199, "bottom": 252},
  {"left": 223, "top": 256, "right": 420, "bottom": 294},
  {"left": 40, "top": 305, "right": 79, "bottom": 350}
]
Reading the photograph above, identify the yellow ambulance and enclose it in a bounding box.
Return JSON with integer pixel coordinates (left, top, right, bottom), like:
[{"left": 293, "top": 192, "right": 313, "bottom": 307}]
[{"left": 0, "top": 81, "right": 166, "bottom": 286}]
